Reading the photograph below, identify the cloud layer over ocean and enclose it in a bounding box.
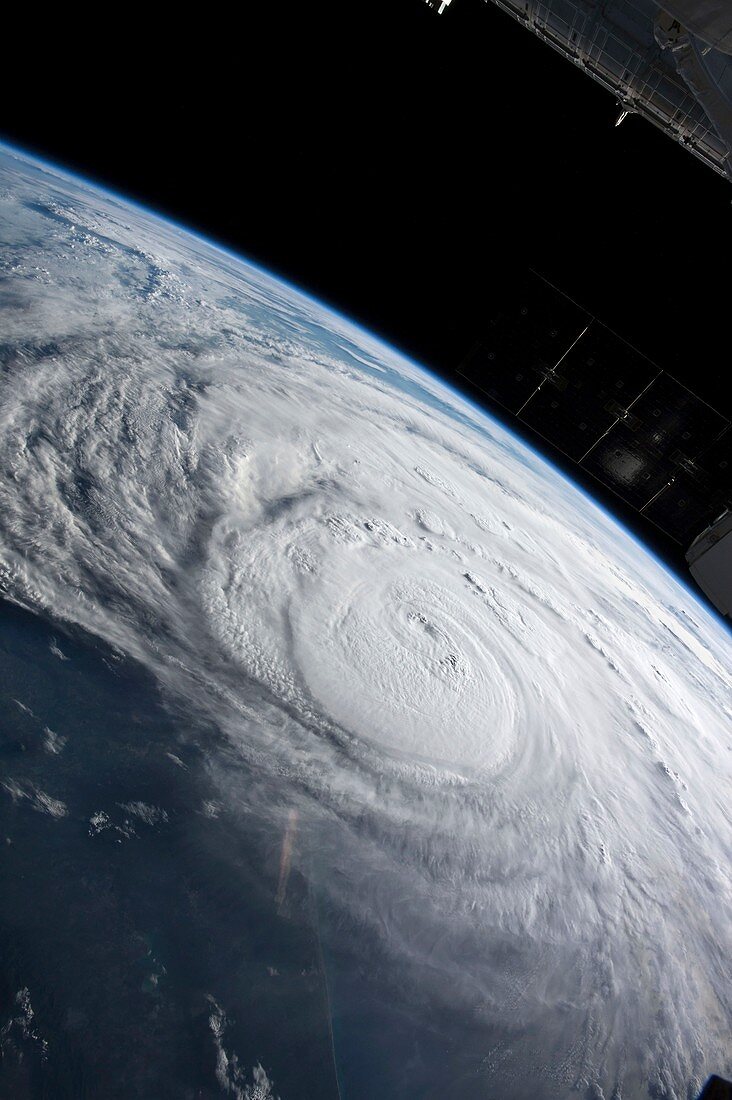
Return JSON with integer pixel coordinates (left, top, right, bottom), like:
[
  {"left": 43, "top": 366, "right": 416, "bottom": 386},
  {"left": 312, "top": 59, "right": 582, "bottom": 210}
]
[{"left": 1, "top": 146, "right": 730, "bottom": 1097}]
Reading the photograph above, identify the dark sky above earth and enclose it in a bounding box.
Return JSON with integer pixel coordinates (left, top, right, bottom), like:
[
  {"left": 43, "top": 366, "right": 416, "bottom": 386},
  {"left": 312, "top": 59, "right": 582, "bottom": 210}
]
[{"left": 3, "top": 0, "right": 729, "bottom": 577}]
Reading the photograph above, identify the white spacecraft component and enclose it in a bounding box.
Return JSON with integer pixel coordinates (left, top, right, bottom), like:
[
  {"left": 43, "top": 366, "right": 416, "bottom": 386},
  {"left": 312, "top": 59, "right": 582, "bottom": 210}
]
[
  {"left": 421, "top": 0, "right": 732, "bottom": 180},
  {"left": 660, "top": 0, "right": 732, "bottom": 53},
  {"left": 422, "top": 0, "right": 453, "bottom": 12},
  {"left": 483, "top": 0, "right": 732, "bottom": 180},
  {"left": 686, "top": 510, "right": 732, "bottom": 617}
]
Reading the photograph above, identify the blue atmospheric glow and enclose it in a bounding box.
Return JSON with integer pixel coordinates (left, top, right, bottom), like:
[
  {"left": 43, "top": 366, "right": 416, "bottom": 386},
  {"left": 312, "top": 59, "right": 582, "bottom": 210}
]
[{"left": 1, "top": 136, "right": 726, "bottom": 632}]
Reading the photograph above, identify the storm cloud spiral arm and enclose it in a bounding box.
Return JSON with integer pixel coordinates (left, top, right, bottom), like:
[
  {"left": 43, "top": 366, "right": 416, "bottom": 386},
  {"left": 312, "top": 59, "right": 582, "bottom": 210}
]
[{"left": 0, "top": 144, "right": 730, "bottom": 1098}]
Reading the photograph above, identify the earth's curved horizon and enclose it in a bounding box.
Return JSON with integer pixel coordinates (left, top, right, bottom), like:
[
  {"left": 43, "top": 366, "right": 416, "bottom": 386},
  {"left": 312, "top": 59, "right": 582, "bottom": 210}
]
[{"left": 0, "top": 141, "right": 730, "bottom": 1100}]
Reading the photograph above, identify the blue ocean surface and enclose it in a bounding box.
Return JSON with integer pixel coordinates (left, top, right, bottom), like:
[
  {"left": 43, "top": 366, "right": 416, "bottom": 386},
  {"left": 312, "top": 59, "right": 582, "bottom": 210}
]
[
  {"left": 0, "top": 596, "right": 340, "bottom": 1098},
  {"left": 1, "top": 141, "right": 731, "bottom": 1099}
]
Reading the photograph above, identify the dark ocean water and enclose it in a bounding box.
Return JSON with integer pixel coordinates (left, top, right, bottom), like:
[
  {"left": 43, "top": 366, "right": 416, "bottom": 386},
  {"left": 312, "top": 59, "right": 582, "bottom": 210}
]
[{"left": 0, "top": 596, "right": 341, "bottom": 1099}]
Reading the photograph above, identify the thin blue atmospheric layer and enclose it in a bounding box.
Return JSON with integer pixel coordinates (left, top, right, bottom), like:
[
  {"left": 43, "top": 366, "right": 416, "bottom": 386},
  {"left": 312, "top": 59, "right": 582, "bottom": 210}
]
[
  {"left": 0, "top": 137, "right": 722, "bottom": 629},
  {"left": 1, "top": 137, "right": 732, "bottom": 1100}
]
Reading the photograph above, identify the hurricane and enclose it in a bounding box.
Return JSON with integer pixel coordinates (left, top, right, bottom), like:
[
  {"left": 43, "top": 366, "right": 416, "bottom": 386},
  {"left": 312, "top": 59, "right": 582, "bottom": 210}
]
[{"left": 1, "top": 143, "right": 730, "bottom": 1099}]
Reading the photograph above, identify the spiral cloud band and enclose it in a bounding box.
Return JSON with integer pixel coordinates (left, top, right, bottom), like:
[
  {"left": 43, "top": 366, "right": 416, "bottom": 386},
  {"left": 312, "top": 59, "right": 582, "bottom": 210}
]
[{"left": 0, "top": 145, "right": 730, "bottom": 1098}]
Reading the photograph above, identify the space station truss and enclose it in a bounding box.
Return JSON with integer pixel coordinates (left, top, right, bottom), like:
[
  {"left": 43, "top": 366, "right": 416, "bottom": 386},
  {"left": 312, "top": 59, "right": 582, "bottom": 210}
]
[
  {"left": 458, "top": 272, "right": 731, "bottom": 547},
  {"left": 481, "top": 0, "right": 732, "bottom": 181}
]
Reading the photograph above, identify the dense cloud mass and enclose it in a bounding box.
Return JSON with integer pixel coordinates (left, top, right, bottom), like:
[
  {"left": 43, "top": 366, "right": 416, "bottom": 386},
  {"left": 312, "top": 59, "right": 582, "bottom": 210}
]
[{"left": 0, "top": 145, "right": 731, "bottom": 1098}]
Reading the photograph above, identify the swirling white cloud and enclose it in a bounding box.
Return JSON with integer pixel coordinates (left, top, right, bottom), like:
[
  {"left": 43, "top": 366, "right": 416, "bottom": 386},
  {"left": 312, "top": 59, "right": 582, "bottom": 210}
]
[{"left": 0, "top": 145, "right": 730, "bottom": 1097}]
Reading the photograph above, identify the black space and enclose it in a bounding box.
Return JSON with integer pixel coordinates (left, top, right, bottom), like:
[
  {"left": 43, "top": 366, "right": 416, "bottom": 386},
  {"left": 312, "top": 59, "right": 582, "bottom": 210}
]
[{"left": 3, "top": 0, "right": 729, "bottom": 584}]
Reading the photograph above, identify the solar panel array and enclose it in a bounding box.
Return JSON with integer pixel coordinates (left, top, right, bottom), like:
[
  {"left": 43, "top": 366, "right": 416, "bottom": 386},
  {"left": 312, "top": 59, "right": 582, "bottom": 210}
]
[{"left": 459, "top": 274, "right": 731, "bottom": 546}]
